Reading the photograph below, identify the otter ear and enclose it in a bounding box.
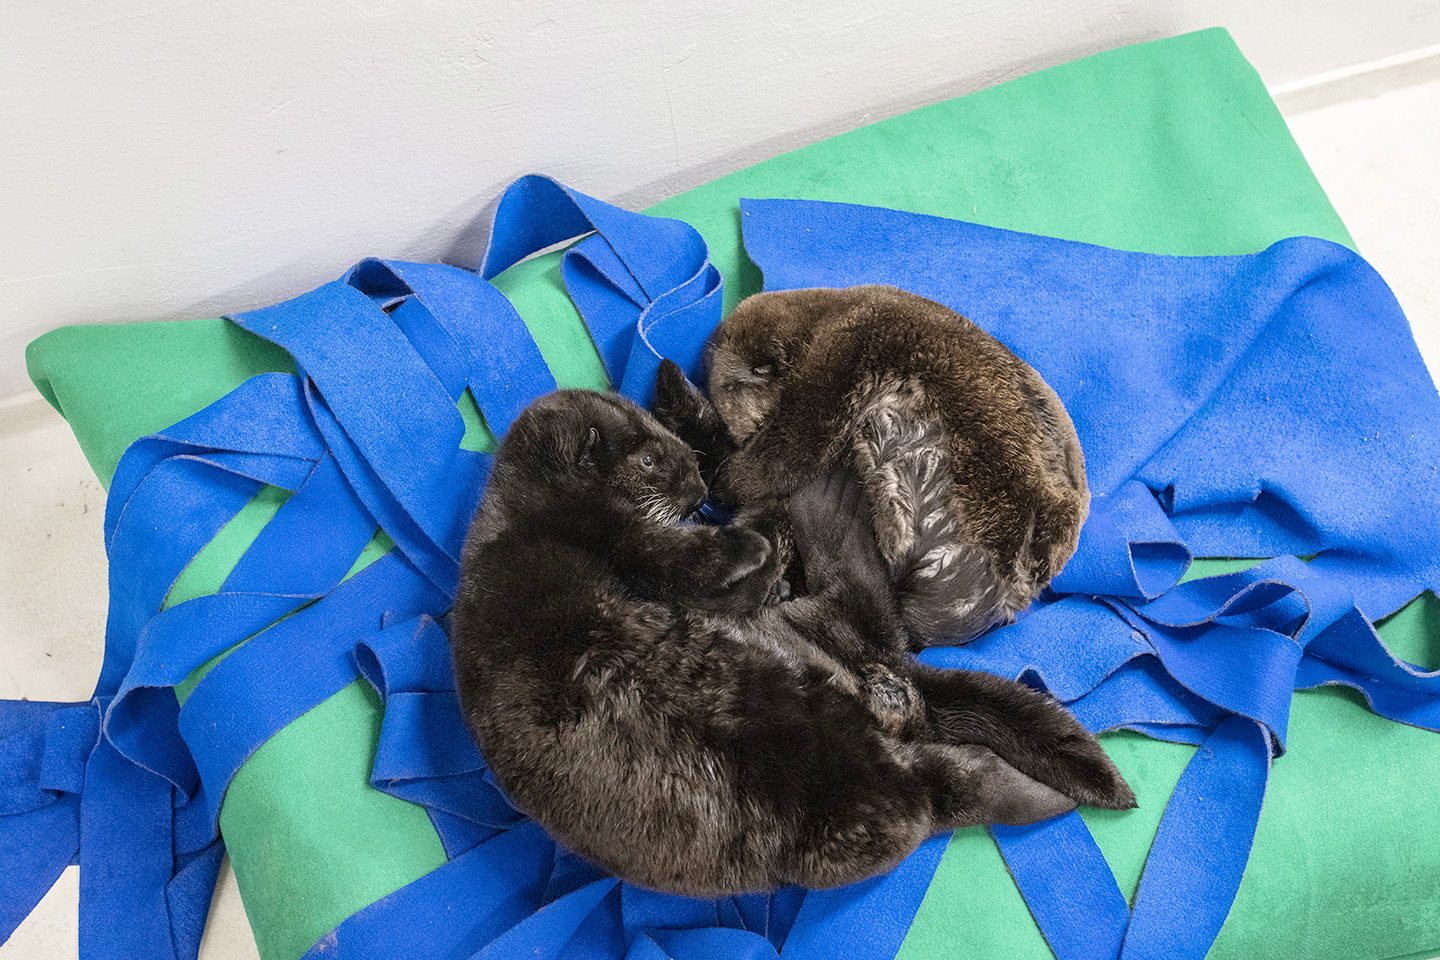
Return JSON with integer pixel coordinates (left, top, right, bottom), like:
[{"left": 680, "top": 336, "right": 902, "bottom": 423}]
[{"left": 578, "top": 425, "right": 601, "bottom": 466}]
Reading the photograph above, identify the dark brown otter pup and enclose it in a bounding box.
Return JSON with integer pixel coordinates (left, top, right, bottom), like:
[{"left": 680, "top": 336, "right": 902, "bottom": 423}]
[
  {"left": 451, "top": 390, "right": 1132, "bottom": 897},
  {"left": 656, "top": 284, "right": 1088, "bottom": 646}
]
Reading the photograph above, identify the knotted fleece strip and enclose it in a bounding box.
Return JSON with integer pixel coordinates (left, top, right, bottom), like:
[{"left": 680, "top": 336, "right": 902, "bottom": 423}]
[{"left": 1, "top": 181, "right": 1437, "bottom": 960}]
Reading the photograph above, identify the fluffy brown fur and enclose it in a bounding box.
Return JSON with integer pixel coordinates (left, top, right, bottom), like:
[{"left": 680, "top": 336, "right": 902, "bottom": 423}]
[
  {"left": 450, "top": 390, "right": 1133, "bottom": 897},
  {"left": 655, "top": 284, "right": 1088, "bottom": 645}
]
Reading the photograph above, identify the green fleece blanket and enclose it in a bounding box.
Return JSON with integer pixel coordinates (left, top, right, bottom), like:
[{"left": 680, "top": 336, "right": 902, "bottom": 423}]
[{"left": 25, "top": 27, "right": 1440, "bottom": 960}]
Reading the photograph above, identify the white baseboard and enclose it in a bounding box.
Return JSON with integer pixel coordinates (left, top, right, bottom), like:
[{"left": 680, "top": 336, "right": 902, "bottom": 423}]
[{"left": 1271, "top": 41, "right": 1440, "bottom": 113}]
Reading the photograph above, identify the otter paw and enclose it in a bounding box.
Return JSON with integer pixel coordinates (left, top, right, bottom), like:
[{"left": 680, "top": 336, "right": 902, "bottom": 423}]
[
  {"left": 717, "top": 528, "right": 773, "bottom": 586},
  {"left": 860, "top": 664, "right": 922, "bottom": 735},
  {"left": 654, "top": 359, "right": 704, "bottom": 436}
]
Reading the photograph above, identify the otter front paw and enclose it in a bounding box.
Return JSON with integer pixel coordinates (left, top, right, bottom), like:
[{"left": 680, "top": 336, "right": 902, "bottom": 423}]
[
  {"left": 677, "top": 526, "right": 783, "bottom": 617},
  {"left": 653, "top": 360, "right": 703, "bottom": 435},
  {"left": 716, "top": 528, "right": 772, "bottom": 587},
  {"left": 653, "top": 360, "right": 736, "bottom": 491}
]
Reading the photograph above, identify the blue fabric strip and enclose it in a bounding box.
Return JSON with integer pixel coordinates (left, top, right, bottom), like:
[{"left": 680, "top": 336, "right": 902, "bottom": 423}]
[
  {"left": 299, "top": 378, "right": 465, "bottom": 596},
  {"left": 180, "top": 554, "right": 447, "bottom": 832},
  {"left": 1117, "top": 717, "right": 1270, "bottom": 960},
  {"left": 643, "top": 927, "right": 784, "bottom": 960},
  {"left": 1051, "top": 480, "right": 1193, "bottom": 600},
  {"left": 78, "top": 737, "right": 178, "bottom": 958},
  {"left": 101, "top": 457, "right": 264, "bottom": 695},
  {"left": 385, "top": 260, "right": 558, "bottom": 436},
  {"left": 4, "top": 180, "right": 1440, "bottom": 960},
  {"left": 0, "top": 701, "right": 87, "bottom": 944},
  {"left": 779, "top": 833, "right": 949, "bottom": 960},
  {"left": 296, "top": 820, "right": 557, "bottom": 960},
  {"left": 233, "top": 281, "right": 470, "bottom": 562},
  {"left": 354, "top": 617, "right": 522, "bottom": 831},
  {"left": 471, "top": 878, "right": 622, "bottom": 960},
  {"left": 992, "top": 814, "right": 1130, "bottom": 960},
  {"left": 479, "top": 173, "right": 723, "bottom": 403}
]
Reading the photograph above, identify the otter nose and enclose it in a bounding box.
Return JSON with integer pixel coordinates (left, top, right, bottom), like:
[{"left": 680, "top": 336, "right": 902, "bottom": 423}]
[{"left": 682, "top": 473, "right": 707, "bottom": 518}]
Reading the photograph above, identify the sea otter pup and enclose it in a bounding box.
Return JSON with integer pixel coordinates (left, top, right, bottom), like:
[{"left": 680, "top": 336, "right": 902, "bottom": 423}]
[
  {"left": 450, "top": 390, "right": 1132, "bottom": 896},
  {"left": 655, "top": 284, "right": 1089, "bottom": 646}
]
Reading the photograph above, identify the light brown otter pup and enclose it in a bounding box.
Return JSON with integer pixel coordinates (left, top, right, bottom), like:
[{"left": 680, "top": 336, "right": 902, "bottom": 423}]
[{"left": 655, "top": 284, "right": 1088, "bottom": 646}]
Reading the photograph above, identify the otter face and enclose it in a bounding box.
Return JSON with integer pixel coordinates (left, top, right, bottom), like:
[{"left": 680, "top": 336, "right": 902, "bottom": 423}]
[
  {"left": 589, "top": 409, "right": 707, "bottom": 525},
  {"left": 505, "top": 390, "right": 706, "bottom": 525},
  {"left": 708, "top": 287, "right": 881, "bottom": 443},
  {"left": 707, "top": 291, "right": 820, "bottom": 443},
  {"left": 707, "top": 341, "right": 786, "bottom": 443}
]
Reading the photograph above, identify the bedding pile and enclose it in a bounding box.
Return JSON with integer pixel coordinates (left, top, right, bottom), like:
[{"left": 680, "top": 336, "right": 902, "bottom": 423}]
[{"left": 4, "top": 27, "right": 1438, "bottom": 960}]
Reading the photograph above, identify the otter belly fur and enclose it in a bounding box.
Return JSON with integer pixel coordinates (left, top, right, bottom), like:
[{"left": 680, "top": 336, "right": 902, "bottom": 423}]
[{"left": 849, "top": 375, "right": 1024, "bottom": 641}]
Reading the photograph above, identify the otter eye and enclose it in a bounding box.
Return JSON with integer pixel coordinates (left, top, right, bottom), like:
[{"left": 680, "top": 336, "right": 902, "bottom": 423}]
[
  {"left": 751, "top": 363, "right": 773, "bottom": 377},
  {"left": 640, "top": 454, "right": 656, "bottom": 470}
]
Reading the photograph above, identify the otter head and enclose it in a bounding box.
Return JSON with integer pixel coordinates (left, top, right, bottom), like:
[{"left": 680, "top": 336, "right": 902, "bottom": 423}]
[
  {"left": 707, "top": 287, "right": 867, "bottom": 442},
  {"left": 500, "top": 389, "right": 707, "bottom": 524}
]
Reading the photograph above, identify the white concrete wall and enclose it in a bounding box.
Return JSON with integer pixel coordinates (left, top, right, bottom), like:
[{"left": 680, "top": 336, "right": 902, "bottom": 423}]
[{"left": 4, "top": 0, "right": 1439, "bottom": 398}]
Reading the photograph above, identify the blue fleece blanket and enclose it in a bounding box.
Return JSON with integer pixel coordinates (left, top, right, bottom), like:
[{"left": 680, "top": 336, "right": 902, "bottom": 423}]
[
  {"left": 741, "top": 197, "right": 1440, "bottom": 959},
  {"left": 1, "top": 181, "right": 1437, "bottom": 960}
]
